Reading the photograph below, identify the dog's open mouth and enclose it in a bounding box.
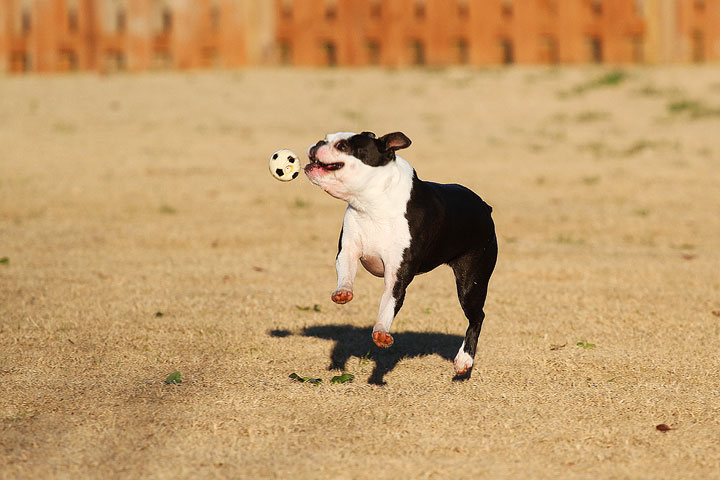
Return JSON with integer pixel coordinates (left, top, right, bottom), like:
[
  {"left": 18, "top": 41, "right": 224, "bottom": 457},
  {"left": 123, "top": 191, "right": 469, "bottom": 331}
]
[{"left": 305, "top": 157, "right": 344, "bottom": 172}]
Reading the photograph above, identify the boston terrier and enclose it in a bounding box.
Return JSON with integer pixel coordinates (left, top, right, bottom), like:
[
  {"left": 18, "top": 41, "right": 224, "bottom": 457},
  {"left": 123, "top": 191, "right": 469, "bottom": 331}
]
[{"left": 305, "top": 131, "right": 497, "bottom": 375}]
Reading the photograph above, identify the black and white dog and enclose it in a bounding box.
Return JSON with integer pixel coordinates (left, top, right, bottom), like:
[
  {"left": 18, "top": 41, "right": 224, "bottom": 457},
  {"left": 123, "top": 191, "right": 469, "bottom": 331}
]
[{"left": 305, "top": 131, "right": 497, "bottom": 375}]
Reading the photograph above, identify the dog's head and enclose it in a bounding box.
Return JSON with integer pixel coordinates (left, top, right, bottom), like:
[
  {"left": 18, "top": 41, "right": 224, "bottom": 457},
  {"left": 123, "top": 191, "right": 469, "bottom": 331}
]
[{"left": 305, "top": 131, "right": 411, "bottom": 200}]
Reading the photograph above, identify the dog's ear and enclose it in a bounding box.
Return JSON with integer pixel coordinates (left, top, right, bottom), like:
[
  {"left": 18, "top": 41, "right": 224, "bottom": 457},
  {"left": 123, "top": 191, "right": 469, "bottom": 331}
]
[
  {"left": 361, "top": 131, "right": 376, "bottom": 139},
  {"left": 379, "top": 132, "right": 411, "bottom": 152}
]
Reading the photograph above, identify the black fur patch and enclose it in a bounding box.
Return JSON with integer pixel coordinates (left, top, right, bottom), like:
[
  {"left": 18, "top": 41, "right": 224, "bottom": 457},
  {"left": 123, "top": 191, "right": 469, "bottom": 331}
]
[
  {"left": 400, "top": 173, "right": 495, "bottom": 275},
  {"left": 346, "top": 131, "right": 411, "bottom": 167},
  {"left": 392, "top": 172, "right": 497, "bottom": 369}
]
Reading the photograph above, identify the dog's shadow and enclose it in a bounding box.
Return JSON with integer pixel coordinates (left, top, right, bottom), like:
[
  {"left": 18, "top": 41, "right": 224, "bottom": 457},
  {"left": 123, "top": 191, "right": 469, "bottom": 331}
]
[{"left": 270, "top": 324, "right": 470, "bottom": 385}]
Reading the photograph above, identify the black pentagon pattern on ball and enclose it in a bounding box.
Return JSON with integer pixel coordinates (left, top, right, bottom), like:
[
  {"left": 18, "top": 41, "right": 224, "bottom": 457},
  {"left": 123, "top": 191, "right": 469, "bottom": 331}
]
[
  {"left": 275, "top": 168, "right": 284, "bottom": 177},
  {"left": 292, "top": 172, "right": 299, "bottom": 179},
  {"left": 273, "top": 153, "right": 278, "bottom": 160},
  {"left": 288, "top": 156, "right": 295, "bottom": 163}
]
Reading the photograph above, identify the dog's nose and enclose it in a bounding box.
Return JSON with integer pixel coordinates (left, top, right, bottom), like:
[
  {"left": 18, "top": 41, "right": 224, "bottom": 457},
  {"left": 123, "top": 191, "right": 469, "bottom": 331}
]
[{"left": 309, "top": 140, "right": 326, "bottom": 161}]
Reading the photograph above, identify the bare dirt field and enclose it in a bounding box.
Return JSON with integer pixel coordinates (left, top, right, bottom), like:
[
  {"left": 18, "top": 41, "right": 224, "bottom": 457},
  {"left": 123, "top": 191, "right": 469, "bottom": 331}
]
[{"left": 1, "top": 67, "right": 719, "bottom": 479}]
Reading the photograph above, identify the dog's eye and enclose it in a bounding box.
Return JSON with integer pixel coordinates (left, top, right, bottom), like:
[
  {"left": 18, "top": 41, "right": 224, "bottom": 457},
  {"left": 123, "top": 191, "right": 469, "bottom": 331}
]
[{"left": 335, "top": 140, "right": 350, "bottom": 153}]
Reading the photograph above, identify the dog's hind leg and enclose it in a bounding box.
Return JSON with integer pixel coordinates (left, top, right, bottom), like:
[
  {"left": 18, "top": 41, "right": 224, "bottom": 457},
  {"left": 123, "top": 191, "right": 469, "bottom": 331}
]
[{"left": 449, "top": 237, "right": 498, "bottom": 375}]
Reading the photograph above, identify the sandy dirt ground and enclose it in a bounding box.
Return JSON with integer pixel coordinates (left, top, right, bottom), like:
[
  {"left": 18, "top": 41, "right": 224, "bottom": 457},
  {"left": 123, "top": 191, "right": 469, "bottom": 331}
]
[{"left": 1, "top": 67, "right": 719, "bottom": 479}]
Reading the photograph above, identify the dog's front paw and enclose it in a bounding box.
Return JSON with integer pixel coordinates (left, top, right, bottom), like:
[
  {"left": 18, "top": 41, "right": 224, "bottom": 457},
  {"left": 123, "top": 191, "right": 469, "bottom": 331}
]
[
  {"left": 453, "top": 351, "right": 474, "bottom": 375},
  {"left": 372, "top": 331, "right": 394, "bottom": 348},
  {"left": 331, "top": 288, "right": 353, "bottom": 304}
]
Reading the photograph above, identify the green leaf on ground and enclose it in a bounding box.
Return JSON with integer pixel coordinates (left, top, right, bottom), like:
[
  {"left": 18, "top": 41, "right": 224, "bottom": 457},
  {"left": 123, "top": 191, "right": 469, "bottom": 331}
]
[
  {"left": 358, "top": 350, "right": 371, "bottom": 367},
  {"left": 289, "top": 373, "right": 322, "bottom": 385},
  {"left": 165, "top": 371, "right": 182, "bottom": 384},
  {"left": 0, "top": 257, "right": 9, "bottom": 265},
  {"left": 331, "top": 373, "right": 355, "bottom": 384},
  {"left": 576, "top": 341, "right": 596, "bottom": 349}
]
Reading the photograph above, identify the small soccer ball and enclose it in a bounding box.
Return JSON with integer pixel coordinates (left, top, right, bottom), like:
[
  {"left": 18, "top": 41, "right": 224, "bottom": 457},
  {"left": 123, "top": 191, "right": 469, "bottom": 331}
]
[{"left": 269, "top": 149, "right": 301, "bottom": 182}]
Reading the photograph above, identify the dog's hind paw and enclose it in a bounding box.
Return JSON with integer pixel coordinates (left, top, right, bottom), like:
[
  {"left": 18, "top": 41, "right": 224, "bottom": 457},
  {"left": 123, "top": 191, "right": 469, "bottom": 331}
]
[
  {"left": 331, "top": 289, "right": 353, "bottom": 304},
  {"left": 372, "top": 331, "right": 394, "bottom": 348},
  {"left": 454, "top": 351, "right": 473, "bottom": 375}
]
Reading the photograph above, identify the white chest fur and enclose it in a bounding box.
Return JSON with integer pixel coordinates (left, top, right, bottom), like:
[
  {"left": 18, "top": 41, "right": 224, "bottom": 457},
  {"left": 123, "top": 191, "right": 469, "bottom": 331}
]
[
  {"left": 341, "top": 157, "right": 414, "bottom": 278},
  {"left": 345, "top": 208, "right": 409, "bottom": 277}
]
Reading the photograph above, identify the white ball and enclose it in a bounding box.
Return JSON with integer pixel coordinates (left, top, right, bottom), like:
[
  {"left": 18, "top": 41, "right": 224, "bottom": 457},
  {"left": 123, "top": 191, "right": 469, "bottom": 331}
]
[{"left": 269, "top": 149, "right": 301, "bottom": 182}]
